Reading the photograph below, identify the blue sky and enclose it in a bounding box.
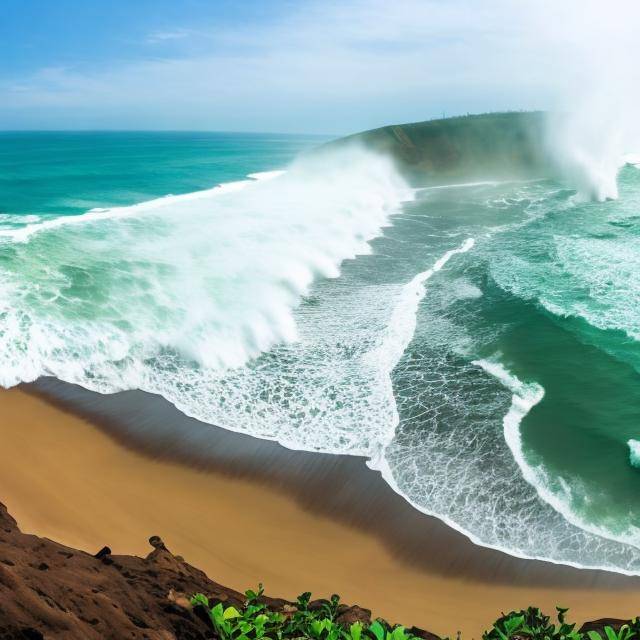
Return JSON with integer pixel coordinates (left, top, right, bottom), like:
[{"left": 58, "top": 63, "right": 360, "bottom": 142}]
[{"left": 0, "top": 0, "right": 637, "bottom": 134}]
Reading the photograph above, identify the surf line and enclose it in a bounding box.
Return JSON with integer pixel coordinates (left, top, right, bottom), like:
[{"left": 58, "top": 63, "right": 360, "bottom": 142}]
[{"left": 366, "top": 236, "right": 476, "bottom": 467}]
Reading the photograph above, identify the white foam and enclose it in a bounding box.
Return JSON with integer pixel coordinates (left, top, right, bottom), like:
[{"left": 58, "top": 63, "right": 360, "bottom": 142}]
[
  {"left": 365, "top": 238, "right": 476, "bottom": 463},
  {"left": 0, "top": 146, "right": 412, "bottom": 387},
  {"left": 376, "top": 354, "right": 640, "bottom": 574},
  {"left": 475, "top": 358, "right": 640, "bottom": 559},
  {"left": 0, "top": 171, "right": 283, "bottom": 243},
  {"left": 415, "top": 181, "right": 502, "bottom": 192},
  {"left": 628, "top": 440, "right": 640, "bottom": 468}
]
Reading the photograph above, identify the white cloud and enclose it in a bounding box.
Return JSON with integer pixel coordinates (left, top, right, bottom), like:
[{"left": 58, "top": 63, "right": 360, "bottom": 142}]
[
  {"left": 1, "top": 0, "right": 638, "bottom": 134},
  {"left": 146, "top": 28, "right": 191, "bottom": 44}
]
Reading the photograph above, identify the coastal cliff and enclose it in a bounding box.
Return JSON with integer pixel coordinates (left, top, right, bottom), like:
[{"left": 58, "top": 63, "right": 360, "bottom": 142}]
[{"left": 321, "top": 111, "right": 553, "bottom": 184}]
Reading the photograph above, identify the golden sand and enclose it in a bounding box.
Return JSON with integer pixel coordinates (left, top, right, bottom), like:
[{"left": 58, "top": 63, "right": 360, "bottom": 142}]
[{"left": 2, "top": 386, "right": 640, "bottom": 638}]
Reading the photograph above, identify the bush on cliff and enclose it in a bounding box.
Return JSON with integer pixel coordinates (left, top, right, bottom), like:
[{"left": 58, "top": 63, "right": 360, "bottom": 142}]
[
  {"left": 192, "top": 586, "right": 640, "bottom": 640},
  {"left": 192, "top": 585, "right": 421, "bottom": 640}
]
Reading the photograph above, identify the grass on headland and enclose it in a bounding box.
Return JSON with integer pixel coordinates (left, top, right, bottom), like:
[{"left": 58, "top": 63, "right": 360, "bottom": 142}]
[{"left": 192, "top": 586, "right": 640, "bottom": 640}]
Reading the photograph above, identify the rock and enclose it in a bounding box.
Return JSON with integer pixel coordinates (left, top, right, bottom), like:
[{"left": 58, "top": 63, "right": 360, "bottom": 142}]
[
  {"left": 335, "top": 605, "right": 372, "bottom": 626},
  {"left": 580, "top": 619, "right": 631, "bottom": 635},
  {"left": 92, "top": 546, "right": 111, "bottom": 559},
  {"left": 407, "top": 625, "right": 442, "bottom": 640},
  {"left": 149, "top": 535, "right": 167, "bottom": 550},
  {"left": 0, "top": 502, "right": 243, "bottom": 639}
]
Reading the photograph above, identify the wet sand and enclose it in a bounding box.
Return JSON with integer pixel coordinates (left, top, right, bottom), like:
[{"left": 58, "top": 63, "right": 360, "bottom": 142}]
[{"left": 2, "top": 379, "right": 640, "bottom": 638}]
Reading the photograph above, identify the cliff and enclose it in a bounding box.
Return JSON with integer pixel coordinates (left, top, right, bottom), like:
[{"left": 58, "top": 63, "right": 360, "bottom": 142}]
[{"left": 322, "top": 111, "right": 553, "bottom": 185}]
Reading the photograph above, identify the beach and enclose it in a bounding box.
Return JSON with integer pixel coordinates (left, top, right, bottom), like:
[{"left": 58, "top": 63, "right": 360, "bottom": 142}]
[{"left": 2, "top": 380, "right": 640, "bottom": 638}]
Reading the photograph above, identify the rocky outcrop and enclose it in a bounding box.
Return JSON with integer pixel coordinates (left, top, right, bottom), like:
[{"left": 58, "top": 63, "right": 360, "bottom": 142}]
[
  {"left": 0, "top": 502, "right": 425, "bottom": 640},
  {"left": 0, "top": 502, "right": 253, "bottom": 639}
]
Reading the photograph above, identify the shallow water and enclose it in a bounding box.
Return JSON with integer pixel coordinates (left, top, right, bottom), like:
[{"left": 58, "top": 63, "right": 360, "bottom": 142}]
[{"left": 2, "top": 131, "right": 640, "bottom": 572}]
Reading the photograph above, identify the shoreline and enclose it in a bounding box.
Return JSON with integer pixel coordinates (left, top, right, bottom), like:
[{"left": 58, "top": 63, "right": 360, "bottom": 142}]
[{"left": 2, "top": 379, "right": 640, "bottom": 637}]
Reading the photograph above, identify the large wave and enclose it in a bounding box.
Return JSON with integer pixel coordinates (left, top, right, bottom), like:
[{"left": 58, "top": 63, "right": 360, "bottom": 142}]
[{"left": 0, "top": 146, "right": 408, "bottom": 389}]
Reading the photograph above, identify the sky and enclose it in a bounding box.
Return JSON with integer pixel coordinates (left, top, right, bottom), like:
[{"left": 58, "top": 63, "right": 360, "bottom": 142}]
[{"left": 0, "top": 0, "right": 638, "bottom": 134}]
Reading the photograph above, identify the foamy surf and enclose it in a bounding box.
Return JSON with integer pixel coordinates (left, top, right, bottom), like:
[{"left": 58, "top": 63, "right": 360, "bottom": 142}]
[
  {"left": 0, "top": 171, "right": 284, "bottom": 243},
  {"left": 0, "top": 145, "right": 410, "bottom": 387},
  {"left": 628, "top": 440, "right": 640, "bottom": 468}
]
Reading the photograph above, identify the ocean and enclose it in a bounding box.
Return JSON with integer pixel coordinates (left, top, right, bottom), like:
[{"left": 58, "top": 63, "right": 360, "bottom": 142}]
[{"left": 2, "top": 126, "right": 640, "bottom": 574}]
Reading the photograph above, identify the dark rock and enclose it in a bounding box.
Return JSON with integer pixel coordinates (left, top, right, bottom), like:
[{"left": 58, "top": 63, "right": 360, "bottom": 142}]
[
  {"left": 580, "top": 619, "right": 631, "bottom": 634},
  {"left": 0, "top": 500, "right": 243, "bottom": 639},
  {"left": 336, "top": 605, "right": 372, "bottom": 626},
  {"left": 407, "top": 625, "right": 442, "bottom": 640},
  {"left": 309, "top": 598, "right": 331, "bottom": 611},
  {"left": 93, "top": 546, "right": 111, "bottom": 559},
  {"left": 149, "top": 535, "right": 167, "bottom": 550}
]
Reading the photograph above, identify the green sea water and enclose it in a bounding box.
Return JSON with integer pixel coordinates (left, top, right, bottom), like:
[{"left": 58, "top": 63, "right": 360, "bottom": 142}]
[
  {"left": 1, "top": 128, "right": 640, "bottom": 572},
  {"left": 0, "top": 131, "right": 324, "bottom": 217}
]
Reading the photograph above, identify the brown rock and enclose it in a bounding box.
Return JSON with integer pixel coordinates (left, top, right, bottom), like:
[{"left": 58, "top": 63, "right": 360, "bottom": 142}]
[
  {"left": 0, "top": 500, "right": 242, "bottom": 639},
  {"left": 580, "top": 619, "right": 632, "bottom": 635},
  {"left": 335, "top": 605, "right": 372, "bottom": 626},
  {"left": 407, "top": 625, "right": 442, "bottom": 640}
]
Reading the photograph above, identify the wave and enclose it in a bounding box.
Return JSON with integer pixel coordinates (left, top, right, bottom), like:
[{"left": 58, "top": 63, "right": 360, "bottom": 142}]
[
  {"left": 0, "top": 145, "right": 409, "bottom": 388},
  {"left": 382, "top": 348, "right": 640, "bottom": 574},
  {"left": 481, "top": 359, "right": 640, "bottom": 556},
  {"left": 629, "top": 440, "right": 640, "bottom": 468}
]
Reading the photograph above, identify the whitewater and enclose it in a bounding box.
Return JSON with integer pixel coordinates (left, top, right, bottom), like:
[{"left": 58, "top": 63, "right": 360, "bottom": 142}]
[{"left": 3, "top": 130, "right": 640, "bottom": 575}]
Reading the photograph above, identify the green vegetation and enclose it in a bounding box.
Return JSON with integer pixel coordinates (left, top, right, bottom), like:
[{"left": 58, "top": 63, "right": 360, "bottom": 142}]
[
  {"left": 192, "top": 587, "right": 639, "bottom": 640},
  {"left": 485, "top": 606, "right": 639, "bottom": 640},
  {"left": 191, "top": 586, "right": 420, "bottom": 640}
]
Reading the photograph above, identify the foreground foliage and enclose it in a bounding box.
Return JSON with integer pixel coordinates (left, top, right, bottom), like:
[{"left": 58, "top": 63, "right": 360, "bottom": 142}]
[
  {"left": 191, "top": 586, "right": 419, "bottom": 640},
  {"left": 192, "top": 588, "right": 639, "bottom": 640},
  {"left": 485, "top": 606, "right": 639, "bottom": 640}
]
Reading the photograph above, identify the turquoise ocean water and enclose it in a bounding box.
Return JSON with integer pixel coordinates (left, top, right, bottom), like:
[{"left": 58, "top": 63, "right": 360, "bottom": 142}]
[{"left": 2, "top": 129, "right": 640, "bottom": 573}]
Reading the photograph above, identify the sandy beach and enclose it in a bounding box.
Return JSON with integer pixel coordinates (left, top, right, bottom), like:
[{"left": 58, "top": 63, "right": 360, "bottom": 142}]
[{"left": 2, "top": 380, "right": 640, "bottom": 638}]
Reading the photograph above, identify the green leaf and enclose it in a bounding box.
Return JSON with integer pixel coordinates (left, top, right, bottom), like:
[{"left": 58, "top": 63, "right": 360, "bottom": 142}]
[
  {"left": 297, "top": 592, "right": 312, "bottom": 611},
  {"left": 390, "top": 626, "right": 408, "bottom": 640},
  {"left": 370, "top": 620, "right": 386, "bottom": 640},
  {"left": 210, "top": 603, "right": 225, "bottom": 623},
  {"left": 310, "top": 619, "right": 325, "bottom": 638},
  {"left": 351, "top": 622, "right": 363, "bottom": 640},
  {"left": 492, "top": 624, "right": 509, "bottom": 640},
  {"left": 224, "top": 606, "right": 242, "bottom": 620},
  {"left": 504, "top": 615, "right": 525, "bottom": 635},
  {"left": 191, "top": 593, "right": 209, "bottom": 608}
]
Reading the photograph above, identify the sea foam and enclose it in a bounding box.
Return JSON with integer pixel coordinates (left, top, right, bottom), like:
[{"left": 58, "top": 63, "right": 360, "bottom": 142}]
[
  {"left": 628, "top": 440, "right": 640, "bottom": 468},
  {"left": 0, "top": 145, "right": 409, "bottom": 388}
]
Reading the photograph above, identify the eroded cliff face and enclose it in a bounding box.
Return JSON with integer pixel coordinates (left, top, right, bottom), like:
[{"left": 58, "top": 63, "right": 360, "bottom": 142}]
[
  {"left": 0, "top": 503, "right": 395, "bottom": 640},
  {"left": 0, "top": 501, "right": 245, "bottom": 639}
]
